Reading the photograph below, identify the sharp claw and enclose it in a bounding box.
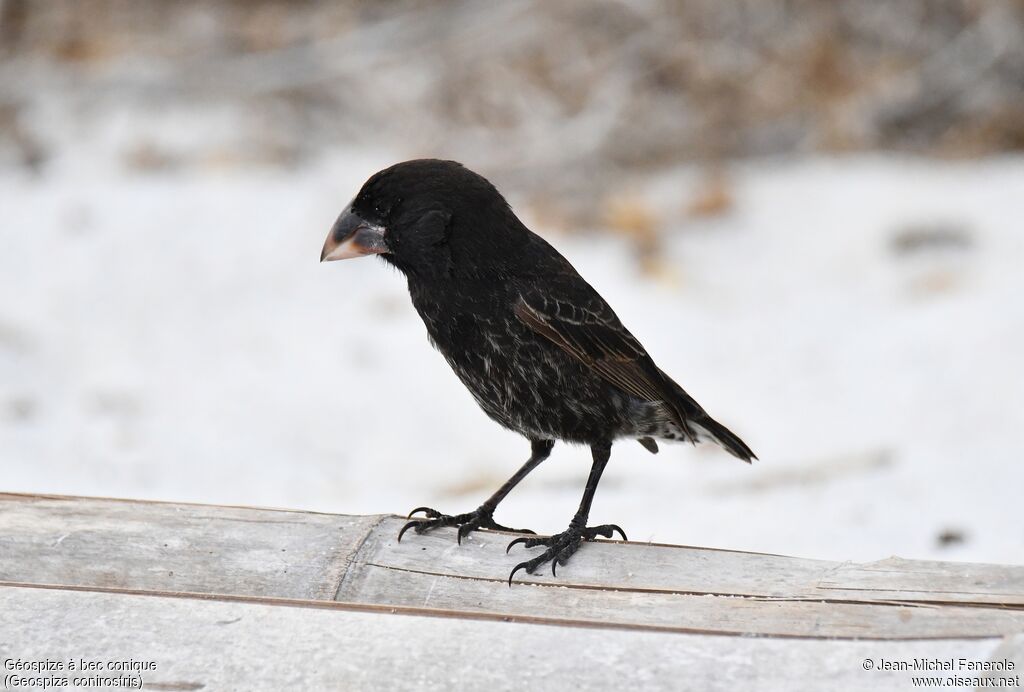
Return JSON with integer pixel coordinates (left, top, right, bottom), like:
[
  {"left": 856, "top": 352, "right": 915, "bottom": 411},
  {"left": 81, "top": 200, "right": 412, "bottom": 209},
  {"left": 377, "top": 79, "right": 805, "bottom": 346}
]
[
  {"left": 506, "top": 536, "right": 530, "bottom": 554},
  {"left": 508, "top": 562, "right": 529, "bottom": 587},
  {"left": 405, "top": 510, "right": 621, "bottom": 580},
  {"left": 397, "top": 520, "right": 420, "bottom": 543}
]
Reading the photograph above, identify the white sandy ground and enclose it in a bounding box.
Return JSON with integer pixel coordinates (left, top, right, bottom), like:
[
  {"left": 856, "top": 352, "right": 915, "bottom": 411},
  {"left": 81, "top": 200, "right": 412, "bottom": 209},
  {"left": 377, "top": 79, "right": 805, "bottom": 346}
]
[{"left": 2, "top": 153, "right": 1022, "bottom": 565}]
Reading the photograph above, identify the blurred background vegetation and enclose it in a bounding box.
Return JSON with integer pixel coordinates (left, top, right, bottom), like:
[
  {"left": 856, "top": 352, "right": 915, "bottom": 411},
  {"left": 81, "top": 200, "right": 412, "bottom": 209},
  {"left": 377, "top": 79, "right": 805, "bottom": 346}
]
[{"left": 3, "top": 0, "right": 1023, "bottom": 222}]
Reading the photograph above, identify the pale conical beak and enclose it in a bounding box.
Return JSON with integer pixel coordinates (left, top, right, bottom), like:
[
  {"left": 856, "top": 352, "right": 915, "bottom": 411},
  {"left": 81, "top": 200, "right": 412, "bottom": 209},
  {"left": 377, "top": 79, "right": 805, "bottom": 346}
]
[{"left": 320, "top": 205, "right": 388, "bottom": 262}]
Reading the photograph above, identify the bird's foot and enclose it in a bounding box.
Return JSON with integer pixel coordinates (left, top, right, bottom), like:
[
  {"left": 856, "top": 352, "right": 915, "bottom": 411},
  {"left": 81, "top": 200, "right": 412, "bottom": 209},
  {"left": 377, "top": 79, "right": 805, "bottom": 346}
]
[
  {"left": 398, "top": 505, "right": 536, "bottom": 544},
  {"left": 506, "top": 522, "right": 627, "bottom": 585}
]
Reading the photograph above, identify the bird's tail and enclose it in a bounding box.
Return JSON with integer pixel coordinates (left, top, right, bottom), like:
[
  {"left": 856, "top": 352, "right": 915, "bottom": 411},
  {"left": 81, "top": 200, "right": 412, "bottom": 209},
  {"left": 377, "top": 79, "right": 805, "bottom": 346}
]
[
  {"left": 689, "top": 416, "right": 757, "bottom": 463},
  {"left": 659, "top": 368, "right": 757, "bottom": 463}
]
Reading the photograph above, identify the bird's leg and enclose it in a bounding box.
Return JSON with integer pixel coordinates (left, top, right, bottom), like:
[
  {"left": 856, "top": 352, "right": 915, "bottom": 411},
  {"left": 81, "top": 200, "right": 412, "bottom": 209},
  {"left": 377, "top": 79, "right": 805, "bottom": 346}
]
[
  {"left": 506, "top": 441, "right": 626, "bottom": 585},
  {"left": 398, "top": 439, "right": 553, "bottom": 544}
]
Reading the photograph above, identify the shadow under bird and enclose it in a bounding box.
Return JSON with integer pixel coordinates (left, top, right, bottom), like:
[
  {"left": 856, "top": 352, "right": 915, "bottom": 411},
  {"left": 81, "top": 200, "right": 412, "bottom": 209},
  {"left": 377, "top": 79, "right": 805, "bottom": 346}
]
[{"left": 320, "top": 159, "right": 756, "bottom": 585}]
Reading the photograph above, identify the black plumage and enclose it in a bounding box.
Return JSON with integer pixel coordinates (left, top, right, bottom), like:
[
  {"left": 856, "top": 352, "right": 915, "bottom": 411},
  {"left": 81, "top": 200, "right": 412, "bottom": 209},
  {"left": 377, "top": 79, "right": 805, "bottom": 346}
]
[{"left": 320, "top": 159, "right": 755, "bottom": 583}]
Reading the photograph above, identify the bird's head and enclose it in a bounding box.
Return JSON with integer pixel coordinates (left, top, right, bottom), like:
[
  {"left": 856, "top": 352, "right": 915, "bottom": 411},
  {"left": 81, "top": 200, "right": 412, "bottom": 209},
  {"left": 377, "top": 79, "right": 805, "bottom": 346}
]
[{"left": 320, "top": 159, "right": 526, "bottom": 278}]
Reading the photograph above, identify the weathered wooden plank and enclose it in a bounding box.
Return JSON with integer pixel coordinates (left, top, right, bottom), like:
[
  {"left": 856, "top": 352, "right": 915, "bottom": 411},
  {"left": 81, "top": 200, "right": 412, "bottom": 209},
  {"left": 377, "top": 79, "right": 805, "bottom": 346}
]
[
  {"left": 0, "top": 493, "right": 383, "bottom": 600},
  {"left": 818, "top": 557, "right": 1024, "bottom": 605},
  {"left": 360, "top": 518, "right": 834, "bottom": 598},
  {"left": 338, "top": 562, "right": 1024, "bottom": 640},
  {"left": 360, "top": 517, "right": 1024, "bottom": 606},
  {"left": 340, "top": 518, "right": 1024, "bottom": 639},
  {"left": 2, "top": 493, "right": 1023, "bottom": 642},
  {"left": 0, "top": 585, "right": 1006, "bottom": 692}
]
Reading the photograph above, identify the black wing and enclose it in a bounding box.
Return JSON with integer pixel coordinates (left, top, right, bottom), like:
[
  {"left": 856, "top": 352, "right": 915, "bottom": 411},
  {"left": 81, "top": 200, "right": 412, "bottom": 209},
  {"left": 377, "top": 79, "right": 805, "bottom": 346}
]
[
  {"left": 514, "top": 294, "right": 660, "bottom": 402},
  {"left": 510, "top": 243, "right": 755, "bottom": 462},
  {"left": 513, "top": 283, "right": 708, "bottom": 442}
]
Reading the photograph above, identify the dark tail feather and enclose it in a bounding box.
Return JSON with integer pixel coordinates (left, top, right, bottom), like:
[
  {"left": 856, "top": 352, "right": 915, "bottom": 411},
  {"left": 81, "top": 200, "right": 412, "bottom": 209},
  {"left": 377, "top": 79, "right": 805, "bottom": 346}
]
[
  {"left": 692, "top": 416, "right": 757, "bottom": 463},
  {"left": 657, "top": 367, "right": 757, "bottom": 463}
]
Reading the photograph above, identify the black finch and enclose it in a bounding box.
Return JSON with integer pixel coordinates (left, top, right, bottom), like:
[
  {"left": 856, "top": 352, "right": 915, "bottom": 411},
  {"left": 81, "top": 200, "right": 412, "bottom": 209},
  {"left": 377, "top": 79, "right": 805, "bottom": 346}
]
[{"left": 321, "top": 159, "right": 755, "bottom": 584}]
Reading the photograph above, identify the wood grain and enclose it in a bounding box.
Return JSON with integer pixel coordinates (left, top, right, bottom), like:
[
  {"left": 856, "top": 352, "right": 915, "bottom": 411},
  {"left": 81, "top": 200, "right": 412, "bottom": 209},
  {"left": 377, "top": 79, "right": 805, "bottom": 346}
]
[
  {"left": 2, "top": 492, "right": 1023, "bottom": 644},
  {"left": 0, "top": 584, "right": 1008, "bottom": 692},
  {"left": 0, "top": 492, "right": 383, "bottom": 600}
]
